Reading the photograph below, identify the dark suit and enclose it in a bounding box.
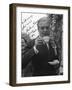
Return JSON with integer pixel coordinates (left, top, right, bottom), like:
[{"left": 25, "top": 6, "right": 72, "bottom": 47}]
[{"left": 22, "top": 41, "right": 59, "bottom": 76}]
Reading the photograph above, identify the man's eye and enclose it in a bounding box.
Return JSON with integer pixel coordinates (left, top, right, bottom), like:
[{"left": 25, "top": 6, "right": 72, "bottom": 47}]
[
  {"left": 41, "top": 27, "right": 49, "bottom": 30},
  {"left": 41, "top": 27, "right": 44, "bottom": 30},
  {"left": 46, "top": 27, "right": 49, "bottom": 29}
]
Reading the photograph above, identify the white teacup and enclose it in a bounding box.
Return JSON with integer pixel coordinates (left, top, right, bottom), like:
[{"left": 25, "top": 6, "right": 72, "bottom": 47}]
[{"left": 43, "top": 36, "right": 50, "bottom": 43}]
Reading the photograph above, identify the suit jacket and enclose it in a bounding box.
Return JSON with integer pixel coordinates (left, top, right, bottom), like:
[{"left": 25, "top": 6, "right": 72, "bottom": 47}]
[{"left": 22, "top": 41, "right": 59, "bottom": 76}]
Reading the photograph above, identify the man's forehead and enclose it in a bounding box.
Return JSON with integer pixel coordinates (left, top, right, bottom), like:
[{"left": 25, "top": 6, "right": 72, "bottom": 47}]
[
  {"left": 38, "top": 17, "right": 51, "bottom": 27},
  {"left": 38, "top": 21, "right": 49, "bottom": 27}
]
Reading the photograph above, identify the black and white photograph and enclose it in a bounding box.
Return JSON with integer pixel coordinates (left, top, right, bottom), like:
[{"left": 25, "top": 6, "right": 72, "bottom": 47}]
[
  {"left": 9, "top": 3, "right": 70, "bottom": 86},
  {"left": 21, "top": 13, "right": 63, "bottom": 77}
]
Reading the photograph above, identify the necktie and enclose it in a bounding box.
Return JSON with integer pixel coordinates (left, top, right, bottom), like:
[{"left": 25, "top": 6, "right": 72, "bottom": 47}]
[{"left": 46, "top": 43, "right": 49, "bottom": 50}]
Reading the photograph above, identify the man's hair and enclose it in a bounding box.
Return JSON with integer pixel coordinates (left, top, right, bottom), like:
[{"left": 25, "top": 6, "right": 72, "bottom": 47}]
[{"left": 37, "top": 16, "right": 51, "bottom": 27}]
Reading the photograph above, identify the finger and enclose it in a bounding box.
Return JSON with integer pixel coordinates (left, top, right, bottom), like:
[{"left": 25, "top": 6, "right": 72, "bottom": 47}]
[
  {"left": 37, "top": 37, "right": 43, "bottom": 41},
  {"left": 48, "top": 62, "right": 55, "bottom": 65},
  {"left": 38, "top": 40, "right": 44, "bottom": 43},
  {"left": 36, "top": 40, "right": 44, "bottom": 43},
  {"left": 37, "top": 39, "right": 43, "bottom": 43},
  {"left": 48, "top": 62, "right": 57, "bottom": 65},
  {"left": 54, "top": 60, "right": 59, "bottom": 64}
]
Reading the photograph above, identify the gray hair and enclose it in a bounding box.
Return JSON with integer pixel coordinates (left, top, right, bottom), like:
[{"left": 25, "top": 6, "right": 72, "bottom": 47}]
[{"left": 37, "top": 16, "right": 51, "bottom": 27}]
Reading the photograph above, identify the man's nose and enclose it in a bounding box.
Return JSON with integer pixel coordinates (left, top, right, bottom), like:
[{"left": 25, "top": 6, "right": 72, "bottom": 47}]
[{"left": 43, "top": 28, "right": 47, "bottom": 32}]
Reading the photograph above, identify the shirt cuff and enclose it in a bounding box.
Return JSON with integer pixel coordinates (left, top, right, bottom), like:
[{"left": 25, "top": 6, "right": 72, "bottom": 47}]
[{"left": 33, "top": 46, "right": 39, "bottom": 54}]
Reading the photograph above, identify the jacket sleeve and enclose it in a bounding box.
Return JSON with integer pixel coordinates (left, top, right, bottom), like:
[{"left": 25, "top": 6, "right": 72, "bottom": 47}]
[
  {"left": 53, "top": 47, "right": 59, "bottom": 60},
  {"left": 22, "top": 47, "right": 35, "bottom": 69}
]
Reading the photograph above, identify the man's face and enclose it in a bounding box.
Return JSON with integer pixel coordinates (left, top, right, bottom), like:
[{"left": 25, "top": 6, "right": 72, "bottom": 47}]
[{"left": 38, "top": 19, "right": 50, "bottom": 37}]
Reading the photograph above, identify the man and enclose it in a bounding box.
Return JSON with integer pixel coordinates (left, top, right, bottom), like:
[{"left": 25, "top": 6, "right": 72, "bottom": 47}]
[{"left": 22, "top": 16, "right": 60, "bottom": 76}]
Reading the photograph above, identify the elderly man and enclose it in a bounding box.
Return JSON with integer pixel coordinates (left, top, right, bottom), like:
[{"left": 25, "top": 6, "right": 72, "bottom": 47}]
[{"left": 22, "top": 16, "right": 60, "bottom": 76}]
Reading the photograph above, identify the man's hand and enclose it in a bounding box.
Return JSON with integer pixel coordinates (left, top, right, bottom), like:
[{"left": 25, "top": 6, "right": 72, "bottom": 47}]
[
  {"left": 33, "top": 37, "right": 45, "bottom": 54},
  {"left": 48, "top": 60, "right": 59, "bottom": 65},
  {"left": 33, "top": 46, "right": 39, "bottom": 54},
  {"left": 48, "top": 60, "right": 59, "bottom": 69},
  {"left": 35, "top": 37, "right": 45, "bottom": 46}
]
